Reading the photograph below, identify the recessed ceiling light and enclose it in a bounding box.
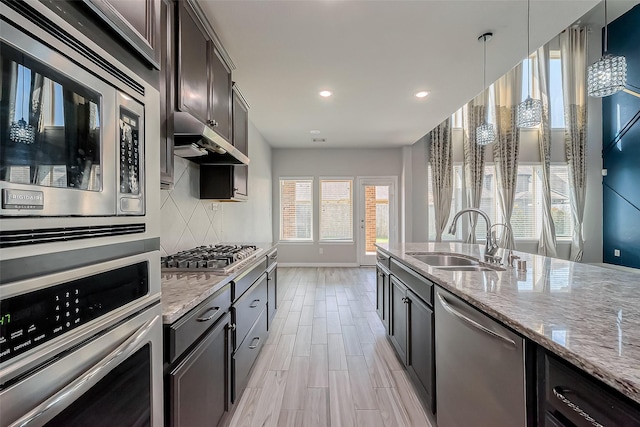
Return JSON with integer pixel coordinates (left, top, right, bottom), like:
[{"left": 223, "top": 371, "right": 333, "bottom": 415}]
[
  {"left": 310, "top": 130, "right": 321, "bottom": 134},
  {"left": 319, "top": 90, "right": 333, "bottom": 97},
  {"left": 415, "top": 91, "right": 430, "bottom": 98}
]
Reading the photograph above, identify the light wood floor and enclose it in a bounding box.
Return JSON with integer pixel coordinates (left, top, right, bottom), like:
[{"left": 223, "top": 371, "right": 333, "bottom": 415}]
[{"left": 225, "top": 267, "right": 435, "bottom": 427}]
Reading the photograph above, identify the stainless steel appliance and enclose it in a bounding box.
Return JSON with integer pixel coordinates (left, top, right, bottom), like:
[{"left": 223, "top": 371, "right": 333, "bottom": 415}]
[
  {"left": 0, "top": 251, "right": 163, "bottom": 427},
  {"left": 0, "top": 1, "right": 160, "bottom": 260},
  {"left": 161, "top": 244, "right": 262, "bottom": 274},
  {"left": 434, "top": 287, "right": 527, "bottom": 427}
]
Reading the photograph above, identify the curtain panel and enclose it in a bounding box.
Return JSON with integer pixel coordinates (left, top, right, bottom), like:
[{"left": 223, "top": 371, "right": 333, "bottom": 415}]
[
  {"left": 429, "top": 118, "right": 453, "bottom": 242},
  {"left": 493, "top": 65, "right": 522, "bottom": 250},
  {"left": 462, "top": 98, "right": 487, "bottom": 243},
  {"left": 560, "top": 27, "right": 588, "bottom": 261},
  {"left": 535, "top": 45, "right": 559, "bottom": 257}
]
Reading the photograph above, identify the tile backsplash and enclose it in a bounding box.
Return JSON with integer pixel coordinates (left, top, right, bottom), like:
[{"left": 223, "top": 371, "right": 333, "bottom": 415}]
[{"left": 160, "top": 156, "right": 223, "bottom": 256}]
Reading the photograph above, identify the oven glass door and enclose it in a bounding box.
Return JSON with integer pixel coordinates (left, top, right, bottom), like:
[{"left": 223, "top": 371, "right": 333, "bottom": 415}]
[{"left": 47, "top": 344, "right": 151, "bottom": 427}]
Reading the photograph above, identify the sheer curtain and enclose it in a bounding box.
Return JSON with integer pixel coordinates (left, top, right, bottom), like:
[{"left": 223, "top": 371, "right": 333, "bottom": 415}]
[
  {"left": 535, "top": 45, "right": 558, "bottom": 257},
  {"left": 560, "top": 27, "right": 588, "bottom": 261},
  {"left": 429, "top": 118, "right": 453, "bottom": 242},
  {"left": 462, "top": 96, "right": 487, "bottom": 243},
  {"left": 493, "top": 65, "right": 522, "bottom": 250}
]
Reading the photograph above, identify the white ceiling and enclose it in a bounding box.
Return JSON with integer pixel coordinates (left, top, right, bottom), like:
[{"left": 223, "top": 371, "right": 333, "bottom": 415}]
[{"left": 198, "top": 0, "right": 636, "bottom": 149}]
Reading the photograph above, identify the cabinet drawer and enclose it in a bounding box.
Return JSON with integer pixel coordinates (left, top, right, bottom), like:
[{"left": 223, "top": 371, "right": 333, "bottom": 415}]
[
  {"left": 542, "top": 351, "right": 640, "bottom": 426},
  {"left": 390, "top": 259, "right": 433, "bottom": 306},
  {"left": 166, "top": 284, "right": 231, "bottom": 364},
  {"left": 232, "top": 307, "right": 267, "bottom": 402},
  {"left": 376, "top": 250, "right": 390, "bottom": 269},
  {"left": 266, "top": 248, "right": 278, "bottom": 268},
  {"left": 233, "top": 258, "right": 267, "bottom": 301},
  {"left": 233, "top": 273, "right": 267, "bottom": 349}
]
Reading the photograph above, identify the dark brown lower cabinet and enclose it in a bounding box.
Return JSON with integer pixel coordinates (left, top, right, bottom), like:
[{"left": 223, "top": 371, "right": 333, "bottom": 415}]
[
  {"left": 389, "top": 277, "right": 408, "bottom": 363},
  {"left": 406, "top": 289, "right": 435, "bottom": 411},
  {"left": 267, "top": 263, "right": 278, "bottom": 327},
  {"left": 168, "top": 313, "right": 230, "bottom": 427},
  {"left": 376, "top": 264, "right": 390, "bottom": 333}
]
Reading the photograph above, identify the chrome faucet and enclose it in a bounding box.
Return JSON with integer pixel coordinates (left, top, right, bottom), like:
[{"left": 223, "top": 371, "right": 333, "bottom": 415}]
[
  {"left": 489, "top": 223, "right": 514, "bottom": 250},
  {"left": 448, "top": 208, "right": 498, "bottom": 257}
]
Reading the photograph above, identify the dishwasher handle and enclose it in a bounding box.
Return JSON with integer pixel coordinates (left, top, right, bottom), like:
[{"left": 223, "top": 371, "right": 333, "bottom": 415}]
[{"left": 437, "top": 293, "right": 517, "bottom": 350}]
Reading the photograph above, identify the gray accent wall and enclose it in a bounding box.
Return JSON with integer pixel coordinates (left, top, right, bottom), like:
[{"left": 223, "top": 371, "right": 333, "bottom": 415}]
[{"left": 272, "top": 147, "right": 402, "bottom": 265}]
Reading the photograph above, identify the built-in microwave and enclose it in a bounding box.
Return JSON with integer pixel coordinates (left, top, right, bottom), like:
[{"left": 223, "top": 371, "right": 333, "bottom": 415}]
[
  {"left": 0, "top": 1, "right": 160, "bottom": 258},
  {"left": 1, "top": 12, "right": 144, "bottom": 217}
]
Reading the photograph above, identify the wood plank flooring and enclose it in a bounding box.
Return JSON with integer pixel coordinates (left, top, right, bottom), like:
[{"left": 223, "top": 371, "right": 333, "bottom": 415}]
[{"left": 226, "top": 267, "right": 434, "bottom": 427}]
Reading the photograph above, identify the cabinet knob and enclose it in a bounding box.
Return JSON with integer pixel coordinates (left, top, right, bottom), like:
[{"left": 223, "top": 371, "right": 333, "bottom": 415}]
[
  {"left": 233, "top": 187, "right": 239, "bottom": 192},
  {"left": 207, "top": 120, "right": 219, "bottom": 127},
  {"left": 229, "top": 323, "right": 236, "bottom": 331}
]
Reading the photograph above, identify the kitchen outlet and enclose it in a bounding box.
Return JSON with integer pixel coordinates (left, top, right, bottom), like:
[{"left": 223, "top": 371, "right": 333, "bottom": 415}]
[
  {"left": 319, "top": 248, "right": 323, "bottom": 255},
  {"left": 614, "top": 249, "right": 621, "bottom": 257},
  {"left": 209, "top": 203, "right": 220, "bottom": 211}
]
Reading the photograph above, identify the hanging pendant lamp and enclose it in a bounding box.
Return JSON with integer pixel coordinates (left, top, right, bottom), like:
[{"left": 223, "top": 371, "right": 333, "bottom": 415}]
[
  {"left": 476, "top": 32, "right": 495, "bottom": 146},
  {"left": 587, "top": 0, "right": 627, "bottom": 97},
  {"left": 517, "top": 0, "right": 542, "bottom": 128},
  {"left": 9, "top": 64, "right": 36, "bottom": 145}
]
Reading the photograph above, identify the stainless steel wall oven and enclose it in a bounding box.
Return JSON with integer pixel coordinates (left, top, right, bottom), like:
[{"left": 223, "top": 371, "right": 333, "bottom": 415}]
[
  {"left": 0, "top": 252, "right": 163, "bottom": 427},
  {"left": 0, "top": 0, "right": 160, "bottom": 259}
]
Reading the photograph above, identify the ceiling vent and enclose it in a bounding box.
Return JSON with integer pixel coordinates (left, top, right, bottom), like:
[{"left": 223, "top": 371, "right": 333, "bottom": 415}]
[{"left": 312, "top": 138, "right": 326, "bottom": 143}]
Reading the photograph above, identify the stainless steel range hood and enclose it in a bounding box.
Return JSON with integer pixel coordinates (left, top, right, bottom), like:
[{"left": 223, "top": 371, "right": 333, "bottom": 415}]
[{"left": 174, "top": 112, "right": 249, "bottom": 165}]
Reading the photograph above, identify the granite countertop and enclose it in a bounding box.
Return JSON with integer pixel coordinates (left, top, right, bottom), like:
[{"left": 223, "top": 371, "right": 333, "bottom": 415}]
[
  {"left": 161, "top": 242, "right": 277, "bottom": 324},
  {"left": 377, "top": 242, "right": 640, "bottom": 405}
]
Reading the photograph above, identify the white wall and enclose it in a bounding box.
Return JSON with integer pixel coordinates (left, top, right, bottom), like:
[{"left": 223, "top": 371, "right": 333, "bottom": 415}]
[
  {"left": 272, "top": 147, "right": 403, "bottom": 265},
  {"left": 160, "top": 120, "right": 273, "bottom": 256}
]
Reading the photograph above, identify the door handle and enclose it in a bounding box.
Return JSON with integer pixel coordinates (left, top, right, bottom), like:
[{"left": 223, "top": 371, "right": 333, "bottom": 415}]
[
  {"left": 437, "top": 293, "right": 516, "bottom": 350},
  {"left": 196, "top": 307, "right": 220, "bottom": 322},
  {"left": 552, "top": 387, "right": 604, "bottom": 427},
  {"left": 249, "top": 299, "right": 261, "bottom": 308},
  {"left": 248, "top": 337, "right": 260, "bottom": 349}
]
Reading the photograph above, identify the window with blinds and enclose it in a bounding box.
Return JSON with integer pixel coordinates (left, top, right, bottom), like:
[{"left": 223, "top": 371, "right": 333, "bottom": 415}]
[
  {"left": 279, "top": 179, "right": 313, "bottom": 241},
  {"left": 319, "top": 179, "right": 353, "bottom": 241}
]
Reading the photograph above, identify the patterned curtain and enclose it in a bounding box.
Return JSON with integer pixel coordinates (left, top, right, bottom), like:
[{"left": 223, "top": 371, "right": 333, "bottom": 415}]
[
  {"left": 462, "top": 98, "right": 487, "bottom": 243},
  {"left": 535, "top": 45, "right": 558, "bottom": 257},
  {"left": 493, "top": 65, "right": 522, "bottom": 250},
  {"left": 560, "top": 27, "right": 588, "bottom": 261},
  {"left": 429, "top": 118, "right": 453, "bottom": 242}
]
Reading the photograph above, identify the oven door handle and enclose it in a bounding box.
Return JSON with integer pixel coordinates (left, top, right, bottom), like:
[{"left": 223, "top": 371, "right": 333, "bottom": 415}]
[{"left": 10, "top": 315, "right": 160, "bottom": 427}]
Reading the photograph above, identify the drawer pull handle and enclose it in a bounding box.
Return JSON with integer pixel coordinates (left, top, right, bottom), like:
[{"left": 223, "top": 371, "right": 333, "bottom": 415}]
[
  {"left": 249, "top": 299, "right": 261, "bottom": 308},
  {"left": 248, "top": 337, "right": 260, "bottom": 349},
  {"left": 552, "top": 387, "right": 604, "bottom": 427},
  {"left": 437, "top": 293, "right": 517, "bottom": 350},
  {"left": 196, "top": 307, "right": 220, "bottom": 322}
]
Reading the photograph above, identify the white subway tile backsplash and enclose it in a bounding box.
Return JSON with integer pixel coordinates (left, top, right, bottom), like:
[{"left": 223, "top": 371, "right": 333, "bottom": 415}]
[{"left": 159, "top": 156, "right": 224, "bottom": 255}]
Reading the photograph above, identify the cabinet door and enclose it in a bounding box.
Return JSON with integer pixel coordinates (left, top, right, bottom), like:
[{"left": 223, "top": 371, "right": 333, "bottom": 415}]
[
  {"left": 177, "top": 0, "right": 210, "bottom": 124},
  {"left": 406, "top": 289, "right": 435, "bottom": 412},
  {"left": 82, "top": 0, "right": 161, "bottom": 68},
  {"left": 159, "top": 0, "right": 173, "bottom": 188},
  {"left": 210, "top": 48, "right": 232, "bottom": 141},
  {"left": 375, "top": 267, "right": 385, "bottom": 322},
  {"left": 169, "top": 314, "right": 230, "bottom": 427},
  {"left": 232, "top": 86, "right": 249, "bottom": 155},
  {"left": 233, "top": 166, "right": 248, "bottom": 199},
  {"left": 267, "top": 265, "right": 278, "bottom": 327},
  {"left": 389, "top": 277, "right": 407, "bottom": 364}
]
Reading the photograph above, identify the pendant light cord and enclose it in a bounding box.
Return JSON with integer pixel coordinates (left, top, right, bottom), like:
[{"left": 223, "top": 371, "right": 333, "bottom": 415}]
[
  {"left": 527, "top": 0, "right": 531, "bottom": 98},
  {"left": 603, "top": 0, "right": 608, "bottom": 54}
]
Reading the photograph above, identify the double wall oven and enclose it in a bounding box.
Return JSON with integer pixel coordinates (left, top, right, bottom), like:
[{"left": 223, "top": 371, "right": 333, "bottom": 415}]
[{"left": 1, "top": 2, "right": 162, "bottom": 426}]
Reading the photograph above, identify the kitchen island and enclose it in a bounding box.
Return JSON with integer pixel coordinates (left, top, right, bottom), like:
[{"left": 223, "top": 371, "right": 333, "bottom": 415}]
[{"left": 377, "top": 242, "right": 640, "bottom": 425}]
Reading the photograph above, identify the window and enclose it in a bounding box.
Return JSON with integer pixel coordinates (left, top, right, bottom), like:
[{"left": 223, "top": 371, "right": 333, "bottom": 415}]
[
  {"left": 451, "top": 107, "right": 463, "bottom": 129},
  {"left": 430, "top": 164, "right": 573, "bottom": 242},
  {"left": 280, "top": 179, "right": 313, "bottom": 241},
  {"left": 320, "top": 179, "right": 353, "bottom": 241},
  {"left": 428, "top": 165, "right": 463, "bottom": 240},
  {"left": 520, "top": 51, "right": 565, "bottom": 128}
]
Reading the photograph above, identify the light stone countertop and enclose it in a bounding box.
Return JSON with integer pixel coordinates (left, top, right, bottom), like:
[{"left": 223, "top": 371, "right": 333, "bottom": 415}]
[
  {"left": 377, "top": 242, "right": 640, "bottom": 405},
  {"left": 161, "top": 243, "right": 277, "bottom": 324}
]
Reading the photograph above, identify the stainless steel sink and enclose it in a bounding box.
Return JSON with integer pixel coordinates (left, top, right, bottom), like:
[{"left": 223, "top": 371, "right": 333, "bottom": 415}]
[
  {"left": 435, "top": 265, "right": 505, "bottom": 272},
  {"left": 407, "top": 253, "right": 478, "bottom": 266}
]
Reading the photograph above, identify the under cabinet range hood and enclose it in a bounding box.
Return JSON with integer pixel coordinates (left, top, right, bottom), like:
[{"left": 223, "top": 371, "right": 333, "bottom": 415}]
[{"left": 174, "top": 112, "right": 249, "bottom": 165}]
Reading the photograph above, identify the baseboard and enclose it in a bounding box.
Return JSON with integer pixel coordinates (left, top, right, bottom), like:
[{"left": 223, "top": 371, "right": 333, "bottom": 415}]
[{"left": 278, "top": 262, "right": 361, "bottom": 267}]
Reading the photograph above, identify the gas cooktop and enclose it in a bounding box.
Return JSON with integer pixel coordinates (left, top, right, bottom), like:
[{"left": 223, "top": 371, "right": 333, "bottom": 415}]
[{"left": 161, "top": 244, "right": 263, "bottom": 274}]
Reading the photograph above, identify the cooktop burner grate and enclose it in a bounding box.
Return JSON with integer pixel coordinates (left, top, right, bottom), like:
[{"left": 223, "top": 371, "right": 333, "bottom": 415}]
[{"left": 161, "top": 244, "right": 262, "bottom": 274}]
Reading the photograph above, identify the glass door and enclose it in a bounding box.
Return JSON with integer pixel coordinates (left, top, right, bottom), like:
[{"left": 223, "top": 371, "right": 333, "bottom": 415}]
[{"left": 358, "top": 177, "right": 397, "bottom": 266}]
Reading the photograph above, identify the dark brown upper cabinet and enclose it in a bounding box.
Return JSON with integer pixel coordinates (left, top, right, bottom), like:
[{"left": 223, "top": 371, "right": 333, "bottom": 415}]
[
  {"left": 211, "top": 50, "right": 232, "bottom": 142},
  {"left": 232, "top": 84, "right": 249, "bottom": 156},
  {"left": 159, "top": 0, "right": 174, "bottom": 188},
  {"left": 177, "top": 0, "right": 210, "bottom": 126},
  {"left": 81, "top": 0, "right": 161, "bottom": 69}
]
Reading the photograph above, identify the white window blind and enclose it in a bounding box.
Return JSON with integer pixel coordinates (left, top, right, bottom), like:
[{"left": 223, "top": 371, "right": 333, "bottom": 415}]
[
  {"left": 280, "top": 179, "right": 313, "bottom": 241},
  {"left": 320, "top": 179, "right": 353, "bottom": 241}
]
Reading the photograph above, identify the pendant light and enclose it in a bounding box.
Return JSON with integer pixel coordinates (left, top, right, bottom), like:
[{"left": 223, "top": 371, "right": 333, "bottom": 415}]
[
  {"left": 587, "top": 0, "right": 627, "bottom": 97},
  {"left": 476, "top": 32, "right": 495, "bottom": 146},
  {"left": 9, "top": 64, "right": 36, "bottom": 145},
  {"left": 516, "top": 0, "right": 542, "bottom": 128}
]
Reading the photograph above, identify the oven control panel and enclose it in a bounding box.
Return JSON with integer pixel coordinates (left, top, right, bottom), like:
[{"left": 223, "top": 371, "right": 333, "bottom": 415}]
[{"left": 0, "top": 262, "right": 148, "bottom": 364}]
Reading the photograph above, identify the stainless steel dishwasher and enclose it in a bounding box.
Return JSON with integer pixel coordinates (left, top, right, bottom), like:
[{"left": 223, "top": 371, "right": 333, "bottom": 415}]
[{"left": 435, "top": 287, "right": 527, "bottom": 427}]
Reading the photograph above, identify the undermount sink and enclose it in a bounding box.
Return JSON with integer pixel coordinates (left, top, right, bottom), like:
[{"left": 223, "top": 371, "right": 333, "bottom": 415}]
[
  {"left": 407, "top": 253, "right": 478, "bottom": 266},
  {"left": 435, "top": 265, "right": 506, "bottom": 272}
]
